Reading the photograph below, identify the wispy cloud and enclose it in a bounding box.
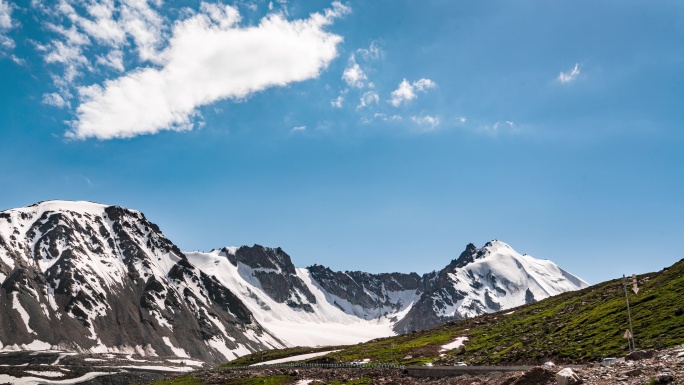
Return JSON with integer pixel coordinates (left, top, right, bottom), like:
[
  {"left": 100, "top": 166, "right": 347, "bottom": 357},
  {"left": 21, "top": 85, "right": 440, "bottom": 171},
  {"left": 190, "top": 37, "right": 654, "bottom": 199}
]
[
  {"left": 331, "top": 94, "right": 344, "bottom": 108},
  {"left": 96, "top": 49, "right": 125, "bottom": 72},
  {"left": 357, "top": 91, "right": 379, "bottom": 109},
  {"left": 558, "top": 63, "right": 580, "bottom": 83},
  {"left": 290, "top": 125, "right": 306, "bottom": 133},
  {"left": 0, "top": 0, "right": 15, "bottom": 50},
  {"left": 389, "top": 78, "right": 436, "bottom": 107},
  {"left": 361, "top": 113, "right": 402, "bottom": 124},
  {"left": 411, "top": 115, "right": 440, "bottom": 130},
  {"left": 66, "top": 2, "right": 350, "bottom": 140},
  {"left": 481, "top": 120, "right": 516, "bottom": 135},
  {"left": 42, "top": 92, "right": 70, "bottom": 109},
  {"left": 356, "top": 41, "right": 382, "bottom": 61},
  {"left": 34, "top": 0, "right": 167, "bottom": 97}
]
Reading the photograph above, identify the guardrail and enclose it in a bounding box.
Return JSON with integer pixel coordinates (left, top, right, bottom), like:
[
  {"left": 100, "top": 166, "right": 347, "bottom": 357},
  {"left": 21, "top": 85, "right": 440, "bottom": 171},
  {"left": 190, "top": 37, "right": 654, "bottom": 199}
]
[{"left": 219, "top": 363, "right": 406, "bottom": 370}]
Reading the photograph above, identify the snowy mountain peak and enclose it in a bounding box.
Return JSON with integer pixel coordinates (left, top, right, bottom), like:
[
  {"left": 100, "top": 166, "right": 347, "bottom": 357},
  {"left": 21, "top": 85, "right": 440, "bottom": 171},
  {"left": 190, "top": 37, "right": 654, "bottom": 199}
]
[
  {"left": 394, "top": 241, "right": 589, "bottom": 333},
  {"left": 1, "top": 201, "right": 108, "bottom": 231},
  {"left": 481, "top": 239, "right": 514, "bottom": 253}
]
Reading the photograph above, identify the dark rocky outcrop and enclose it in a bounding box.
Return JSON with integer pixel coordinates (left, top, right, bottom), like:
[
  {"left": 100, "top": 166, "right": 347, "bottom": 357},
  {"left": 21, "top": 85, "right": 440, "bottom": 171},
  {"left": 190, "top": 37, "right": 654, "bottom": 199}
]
[
  {"left": 224, "top": 245, "right": 317, "bottom": 312},
  {"left": 308, "top": 265, "right": 422, "bottom": 319}
]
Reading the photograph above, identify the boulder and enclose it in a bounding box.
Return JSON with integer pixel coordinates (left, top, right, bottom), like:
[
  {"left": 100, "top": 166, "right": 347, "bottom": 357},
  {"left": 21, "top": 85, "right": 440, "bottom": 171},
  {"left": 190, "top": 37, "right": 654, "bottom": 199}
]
[
  {"left": 654, "top": 373, "right": 674, "bottom": 384},
  {"left": 511, "top": 367, "right": 555, "bottom": 385},
  {"left": 625, "top": 350, "right": 655, "bottom": 361},
  {"left": 556, "top": 368, "right": 582, "bottom": 385},
  {"left": 623, "top": 368, "right": 643, "bottom": 377}
]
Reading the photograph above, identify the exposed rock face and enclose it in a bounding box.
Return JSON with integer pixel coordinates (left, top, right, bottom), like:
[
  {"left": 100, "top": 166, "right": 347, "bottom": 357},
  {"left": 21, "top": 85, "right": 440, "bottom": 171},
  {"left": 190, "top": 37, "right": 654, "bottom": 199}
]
[
  {"left": 308, "top": 265, "right": 422, "bottom": 319},
  {"left": 224, "top": 245, "right": 316, "bottom": 312},
  {"left": 0, "top": 201, "right": 282, "bottom": 363}
]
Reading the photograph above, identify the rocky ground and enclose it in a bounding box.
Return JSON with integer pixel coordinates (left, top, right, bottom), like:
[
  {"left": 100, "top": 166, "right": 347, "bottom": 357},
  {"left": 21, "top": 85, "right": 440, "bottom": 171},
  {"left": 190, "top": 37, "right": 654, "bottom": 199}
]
[
  {"left": 162, "top": 347, "right": 684, "bottom": 385},
  {"left": 0, "top": 347, "right": 681, "bottom": 384}
]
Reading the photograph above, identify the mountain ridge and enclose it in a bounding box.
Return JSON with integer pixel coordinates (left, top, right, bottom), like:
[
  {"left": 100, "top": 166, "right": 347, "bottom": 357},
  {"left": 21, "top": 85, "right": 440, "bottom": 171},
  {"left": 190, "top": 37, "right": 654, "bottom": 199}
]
[{"left": 0, "top": 200, "right": 588, "bottom": 363}]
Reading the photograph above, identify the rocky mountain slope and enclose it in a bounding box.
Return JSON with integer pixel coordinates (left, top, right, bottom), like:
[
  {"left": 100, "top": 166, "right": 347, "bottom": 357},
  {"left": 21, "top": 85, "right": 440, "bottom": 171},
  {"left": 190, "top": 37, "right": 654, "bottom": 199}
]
[
  {"left": 0, "top": 200, "right": 588, "bottom": 362},
  {"left": 0, "top": 201, "right": 283, "bottom": 363}
]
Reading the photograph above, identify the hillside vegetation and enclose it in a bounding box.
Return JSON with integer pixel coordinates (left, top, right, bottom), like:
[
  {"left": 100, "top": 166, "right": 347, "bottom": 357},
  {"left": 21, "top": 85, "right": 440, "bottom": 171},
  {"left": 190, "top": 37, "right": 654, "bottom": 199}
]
[{"left": 227, "top": 258, "right": 684, "bottom": 366}]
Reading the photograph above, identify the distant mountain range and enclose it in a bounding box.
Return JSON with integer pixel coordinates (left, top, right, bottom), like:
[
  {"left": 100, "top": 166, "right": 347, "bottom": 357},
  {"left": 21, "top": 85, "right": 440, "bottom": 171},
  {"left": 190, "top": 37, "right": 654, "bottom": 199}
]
[{"left": 0, "top": 200, "right": 588, "bottom": 363}]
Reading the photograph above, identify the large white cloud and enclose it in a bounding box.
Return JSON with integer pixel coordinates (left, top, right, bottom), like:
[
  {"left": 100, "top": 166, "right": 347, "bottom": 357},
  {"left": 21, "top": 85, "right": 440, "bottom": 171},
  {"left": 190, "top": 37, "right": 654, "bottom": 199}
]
[{"left": 68, "top": 2, "right": 350, "bottom": 140}]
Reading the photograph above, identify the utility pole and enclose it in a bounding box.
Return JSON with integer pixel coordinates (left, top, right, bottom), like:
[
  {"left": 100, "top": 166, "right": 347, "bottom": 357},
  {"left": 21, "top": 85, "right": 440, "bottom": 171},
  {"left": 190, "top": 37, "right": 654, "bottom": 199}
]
[{"left": 622, "top": 274, "right": 636, "bottom": 351}]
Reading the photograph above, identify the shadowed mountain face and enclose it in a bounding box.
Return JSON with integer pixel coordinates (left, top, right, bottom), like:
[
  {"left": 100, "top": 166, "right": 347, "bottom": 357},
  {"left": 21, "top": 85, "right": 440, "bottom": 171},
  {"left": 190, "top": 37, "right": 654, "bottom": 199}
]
[{"left": 0, "top": 201, "right": 588, "bottom": 362}]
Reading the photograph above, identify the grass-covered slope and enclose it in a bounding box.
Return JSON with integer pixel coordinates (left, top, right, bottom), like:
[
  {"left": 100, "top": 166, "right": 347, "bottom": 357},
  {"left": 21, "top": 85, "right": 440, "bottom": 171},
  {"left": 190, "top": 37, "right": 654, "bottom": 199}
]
[{"left": 225, "top": 258, "right": 684, "bottom": 366}]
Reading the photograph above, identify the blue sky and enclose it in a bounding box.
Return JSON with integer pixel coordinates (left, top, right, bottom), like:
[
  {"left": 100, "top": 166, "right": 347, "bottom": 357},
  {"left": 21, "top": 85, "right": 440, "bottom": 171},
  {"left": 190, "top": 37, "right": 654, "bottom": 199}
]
[{"left": 1, "top": 0, "right": 682, "bottom": 284}]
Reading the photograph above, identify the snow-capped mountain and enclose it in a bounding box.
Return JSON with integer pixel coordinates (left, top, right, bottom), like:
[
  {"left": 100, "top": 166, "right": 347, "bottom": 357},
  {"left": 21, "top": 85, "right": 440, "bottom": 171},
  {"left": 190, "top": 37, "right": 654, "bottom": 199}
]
[
  {"left": 185, "top": 246, "right": 417, "bottom": 347},
  {"left": 0, "top": 200, "right": 588, "bottom": 363},
  {"left": 394, "top": 241, "right": 589, "bottom": 333},
  {"left": 0, "top": 201, "right": 283, "bottom": 363}
]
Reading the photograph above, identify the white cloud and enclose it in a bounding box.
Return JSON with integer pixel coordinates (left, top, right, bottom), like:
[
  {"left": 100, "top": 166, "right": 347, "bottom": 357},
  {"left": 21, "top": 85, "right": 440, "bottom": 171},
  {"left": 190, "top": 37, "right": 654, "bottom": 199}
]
[
  {"left": 200, "top": 2, "right": 241, "bottom": 30},
  {"left": 331, "top": 94, "right": 344, "bottom": 108},
  {"left": 0, "top": 0, "right": 11, "bottom": 30},
  {"left": 357, "top": 91, "right": 379, "bottom": 109},
  {"left": 413, "top": 78, "right": 436, "bottom": 92},
  {"left": 374, "top": 113, "right": 401, "bottom": 121},
  {"left": 0, "top": 0, "right": 15, "bottom": 49},
  {"left": 390, "top": 79, "right": 413, "bottom": 106},
  {"left": 482, "top": 120, "right": 515, "bottom": 135},
  {"left": 290, "top": 125, "right": 306, "bottom": 133},
  {"left": 34, "top": 0, "right": 168, "bottom": 103},
  {"left": 67, "top": 2, "right": 350, "bottom": 140},
  {"left": 42, "top": 92, "right": 70, "bottom": 108},
  {"left": 558, "top": 63, "right": 580, "bottom": 83},
  {"left": 340, "top": 42, "right": 381, "bottom": 91},
  {"left": 389, "top": 78, "right": 436, "bottom": 107},
  {"left": 242, "top": 2, "right": 258, "bottom": 12},
  {"left": 96, "top": 49, "right": 125, "bottom": 71},
  {"left": 342, "top": 54, "right": 366, "bottom": 88},
  {"left": 411, "top": 115, "right": 440, "bottom": 130},
  {"left": 492, "top": 120, "right": 514, "bottom": 130},
  {"left": 356, "top": 41, "right": 381, "bottom": 61}
]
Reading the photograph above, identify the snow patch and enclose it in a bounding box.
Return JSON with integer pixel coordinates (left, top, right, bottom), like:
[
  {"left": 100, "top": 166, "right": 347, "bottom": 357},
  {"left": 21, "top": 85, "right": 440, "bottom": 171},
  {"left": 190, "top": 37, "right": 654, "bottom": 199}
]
[
  {"left": 162, "top": 337, "right": 189, "bottom": 358},
  {"left": 25, "top": 371, "right": 65, "bottom": 377},
  {"left": 252, "top": 350, "right": 341, "bottom": 366},
  {"left": 441, "top": 337, "right": 468, "bottom": 351},
  {"left": 0, "top": 371, "right": 116, "bottom": 384},
  {"left": 51, "top": 353, "right": 78, "bottom": 365},
  {"left": 12, "top": 293, "right": 34, "bottom": 334},
  {"left": 166, "top": 359, "right": 205, "bottom": 367}
]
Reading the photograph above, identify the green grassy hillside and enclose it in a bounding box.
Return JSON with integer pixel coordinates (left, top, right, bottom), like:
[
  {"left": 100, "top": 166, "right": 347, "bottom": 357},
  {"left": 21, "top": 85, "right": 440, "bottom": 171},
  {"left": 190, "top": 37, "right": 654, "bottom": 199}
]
[{"left": 227, "top": 258, "right": 684, "bottom": 366}]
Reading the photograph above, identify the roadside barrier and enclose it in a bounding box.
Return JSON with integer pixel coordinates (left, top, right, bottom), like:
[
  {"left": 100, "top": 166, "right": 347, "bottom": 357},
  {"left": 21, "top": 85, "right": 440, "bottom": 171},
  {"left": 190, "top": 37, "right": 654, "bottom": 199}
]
[{"left": 219, "top": 362, "right": 406, "bottom": 370}]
